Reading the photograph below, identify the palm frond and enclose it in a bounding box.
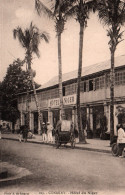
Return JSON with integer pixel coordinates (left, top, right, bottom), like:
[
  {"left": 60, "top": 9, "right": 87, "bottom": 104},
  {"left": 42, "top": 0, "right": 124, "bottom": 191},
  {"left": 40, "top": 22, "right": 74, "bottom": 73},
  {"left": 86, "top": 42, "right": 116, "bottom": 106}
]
[
  {"left": 40, "top": 32, "right": 49, "bottom": 43},
  {"left": 54, "top": 0, "right": 75, "bottom": 15},
  {"left": 35, "top": 0, "right": 54, "bottom": 18},
  {"left": 13, "top": 27, "right": 27, "bottom": 48},
  {"left": 97, "top": 0, "right": 125, "bottom": 26},
  {"left": 64, "top": 5, "right": 78, "bottom": 20},
  {"left": 13, "top": 22, "right": 49, "bottom": 59}
]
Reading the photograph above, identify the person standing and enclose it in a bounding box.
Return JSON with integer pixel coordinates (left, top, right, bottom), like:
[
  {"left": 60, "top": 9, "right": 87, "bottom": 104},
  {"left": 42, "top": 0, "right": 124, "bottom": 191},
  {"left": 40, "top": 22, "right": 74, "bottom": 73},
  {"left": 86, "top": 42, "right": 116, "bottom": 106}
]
[
  {"left": 18, "top": 128, "right": 22, "bottom": 143},
  {"left": 47, "top": 122, "right": 53, "bottom": 143},
  {"left": 22, "top": 125, "right": 28, "bottom": 142},
  {"left": 42, "top": 122, "right": 47, "bottom": 142},
  {"left": 117, "top": 124, "right": 125, "bottom": 157}
]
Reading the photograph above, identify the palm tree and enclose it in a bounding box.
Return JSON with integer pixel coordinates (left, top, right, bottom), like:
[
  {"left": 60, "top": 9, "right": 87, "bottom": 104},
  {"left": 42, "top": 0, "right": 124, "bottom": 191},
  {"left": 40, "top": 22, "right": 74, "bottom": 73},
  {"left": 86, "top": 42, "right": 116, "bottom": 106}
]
[
  {"left": 13, "top": 22, "right": 49, "bottom": 132},
  {"left": 96, "top": 0, "right": 125, "bottom": 144},
  {"left": 65, "top": 0, "right": 96, "bottom": 143},
  {"left": 35, "top": 0, "right": 73, "bottom": 120}
]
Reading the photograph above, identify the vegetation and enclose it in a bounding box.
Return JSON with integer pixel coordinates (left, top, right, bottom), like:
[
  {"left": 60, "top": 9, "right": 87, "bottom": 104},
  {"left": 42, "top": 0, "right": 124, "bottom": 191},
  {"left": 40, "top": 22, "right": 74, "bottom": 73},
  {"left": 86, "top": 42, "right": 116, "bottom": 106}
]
[
  {"left": 35, "top": 0, "right": 73, "bottom": 120},
  {"left": 97, "top": 0, "right": 125, "bottom": 144},
  {"left": 13, "top": 22, "right": 49, "bottom": 132},
  {"left": 65, "top": 0, "right": 96, "bottom": 142},
  {"left": 0, "top": 59, "right": 40, "bottom": 128}
]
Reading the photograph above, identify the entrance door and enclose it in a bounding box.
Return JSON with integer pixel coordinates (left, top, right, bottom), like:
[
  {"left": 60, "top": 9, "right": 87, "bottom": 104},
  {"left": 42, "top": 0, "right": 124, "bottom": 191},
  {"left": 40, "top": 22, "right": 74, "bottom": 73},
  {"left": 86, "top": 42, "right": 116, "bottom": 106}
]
[
  {"left": 81, "top": 107, "right": 87, "bottom": 130},
  {"left": 53, "top": 110, "right": 60, "bottom": 129},
  {"left": 65, "top": 109, "right": 72, "bottom": 121},
  {"left": 34, "top": 112, "right": 38, "bottom": 134},
  {"left": 43, "top": 111, "right": 48, "bottom": 124},
  {"left": 93, "top": 106, "right": 104, "bottom": 138}
]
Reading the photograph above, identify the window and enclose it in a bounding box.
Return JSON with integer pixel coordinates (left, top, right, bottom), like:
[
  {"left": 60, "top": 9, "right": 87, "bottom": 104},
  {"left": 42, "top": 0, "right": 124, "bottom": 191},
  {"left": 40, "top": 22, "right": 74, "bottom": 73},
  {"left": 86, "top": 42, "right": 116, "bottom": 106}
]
[
  {"left": 80, "top": 81, "right": 84, "bottom": 92},
  {"left": 95, "top": 78, "right": 99, "bottom": 90},
  {"left": 106, "top": 74, "right": 110, "bottom": 87},
  {"left": 65, "top": 85, "right": 70, "bottom": 96},
  {"left": 100, "top": 76, "right": 105, "bottom": 89},
  {"left": 63, "top": 87, "right": 65, "bottom": 96},
  {"left": 65, "top": 84, "right": 77, "bottom": 95},
  {"left": 83, "top": 82, "right": 86, "bottom": 92},
  {"left": 95, "top": 76, "right": 105, "bottom": 90},
  {"left": 89, "top": 80, "right": 93, "bottom": 91},
  {"left": 115, "top": 71, "right": 125, "bottom": 85}
]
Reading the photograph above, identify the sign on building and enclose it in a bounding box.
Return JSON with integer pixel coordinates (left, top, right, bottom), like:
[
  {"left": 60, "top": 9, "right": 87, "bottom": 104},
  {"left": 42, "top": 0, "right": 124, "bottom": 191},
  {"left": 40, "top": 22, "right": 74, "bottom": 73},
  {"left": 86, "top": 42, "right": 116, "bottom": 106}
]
[{"left": 48, "top": 95, "right": 76, "bottom": 108}]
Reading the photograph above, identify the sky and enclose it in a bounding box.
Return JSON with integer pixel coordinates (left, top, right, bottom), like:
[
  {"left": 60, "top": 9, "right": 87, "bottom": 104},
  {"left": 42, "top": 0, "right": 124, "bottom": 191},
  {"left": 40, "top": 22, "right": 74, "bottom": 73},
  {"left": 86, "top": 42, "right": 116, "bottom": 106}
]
[{"left": 0, "top": 0, "right": 125, "bottom": 85}]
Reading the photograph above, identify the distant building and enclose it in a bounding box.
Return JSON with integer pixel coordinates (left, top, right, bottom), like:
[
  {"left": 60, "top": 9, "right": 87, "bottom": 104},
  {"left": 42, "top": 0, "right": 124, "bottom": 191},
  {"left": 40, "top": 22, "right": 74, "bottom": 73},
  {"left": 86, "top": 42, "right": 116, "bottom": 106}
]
[{"left": 17, "top": 55, "right": 125, "bottom": 138}]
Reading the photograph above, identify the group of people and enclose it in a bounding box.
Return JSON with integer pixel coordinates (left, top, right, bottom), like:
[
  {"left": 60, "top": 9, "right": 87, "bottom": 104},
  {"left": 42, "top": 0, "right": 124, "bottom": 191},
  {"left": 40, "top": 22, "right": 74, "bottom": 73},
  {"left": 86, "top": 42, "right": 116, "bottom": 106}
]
[
  {"left": 19, "top": 125, "right": 29, "bottom": 143},
  {"left": 41, "top": 122, "right": 54, "bottom": 143}
]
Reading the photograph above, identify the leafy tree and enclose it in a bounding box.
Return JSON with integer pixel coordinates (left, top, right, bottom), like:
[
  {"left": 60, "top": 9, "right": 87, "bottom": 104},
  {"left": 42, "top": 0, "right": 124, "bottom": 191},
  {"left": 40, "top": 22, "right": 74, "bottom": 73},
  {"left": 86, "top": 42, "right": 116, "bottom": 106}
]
[
  {"left": 97, "top": 0, "right": 125, "bottom": 144},
  {"left": 13, "top": 22, "right": 49, "bottom": 132},
  {"left": 1, "top": 58, "right": 39, "bottom": 128},
  {"left": 35, "top": 0, "right": 73, "bottom": 120},
  {"left": 66, "top": 0, "right": 96, "bottom": 143}
]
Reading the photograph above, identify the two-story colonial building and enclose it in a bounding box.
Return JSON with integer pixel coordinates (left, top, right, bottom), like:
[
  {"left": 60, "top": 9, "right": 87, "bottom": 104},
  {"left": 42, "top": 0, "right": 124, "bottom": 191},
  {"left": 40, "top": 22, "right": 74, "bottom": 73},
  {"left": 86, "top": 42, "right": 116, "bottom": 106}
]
[{"left": 17, "top": 55, "right": 125, "bottom": 138}]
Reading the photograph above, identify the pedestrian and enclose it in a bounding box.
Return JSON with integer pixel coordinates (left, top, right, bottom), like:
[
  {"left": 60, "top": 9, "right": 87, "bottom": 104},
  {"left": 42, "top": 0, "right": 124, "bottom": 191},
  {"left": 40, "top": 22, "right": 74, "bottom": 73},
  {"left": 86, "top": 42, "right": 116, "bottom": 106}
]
[
  {"left": 18, "top": 128, "right": 22, "bottom": 143},
  {"left": 22, "top": 125, "right": 28, "bottom": 142},
  {"left": 117, "top": 124, "right": 125, "bottom": 158},
  {"left": 42, "top": 122, "right": 47, "bottom": 142},
  {"left": 47, "top": 122, "right": 53, "bottom": 143}
]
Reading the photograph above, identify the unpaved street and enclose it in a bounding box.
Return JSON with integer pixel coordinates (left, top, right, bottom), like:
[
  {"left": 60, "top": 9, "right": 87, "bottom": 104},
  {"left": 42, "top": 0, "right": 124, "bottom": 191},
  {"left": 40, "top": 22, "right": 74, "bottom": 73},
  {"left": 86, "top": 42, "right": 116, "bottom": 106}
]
[{"left": 0, "top": 139, "right": 125, "bottom": 195}]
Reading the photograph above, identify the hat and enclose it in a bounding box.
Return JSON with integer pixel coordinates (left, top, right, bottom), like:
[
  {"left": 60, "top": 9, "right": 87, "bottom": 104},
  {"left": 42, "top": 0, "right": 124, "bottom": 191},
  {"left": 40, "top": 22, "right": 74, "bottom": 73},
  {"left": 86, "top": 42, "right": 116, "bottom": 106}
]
[
  {"left": 47, "top": 122, "right": 50, "bottom": 125},
  {"left": 42, "top": 122, "right": 45, "bottom": 125}
]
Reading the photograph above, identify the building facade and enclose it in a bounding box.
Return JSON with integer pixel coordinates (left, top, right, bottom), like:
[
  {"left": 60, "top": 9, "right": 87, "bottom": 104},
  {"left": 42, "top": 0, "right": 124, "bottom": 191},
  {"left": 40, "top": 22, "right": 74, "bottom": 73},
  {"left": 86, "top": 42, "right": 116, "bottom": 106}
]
[{"left": 17, "top": 55, "right": 125, "bottom": 138}]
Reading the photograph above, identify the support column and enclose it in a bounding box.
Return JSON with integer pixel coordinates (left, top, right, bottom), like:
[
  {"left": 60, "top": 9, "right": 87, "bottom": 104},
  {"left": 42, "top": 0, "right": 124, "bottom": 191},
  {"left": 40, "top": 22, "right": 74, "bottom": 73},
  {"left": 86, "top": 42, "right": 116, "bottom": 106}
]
[
  {"left": 72, "top": 107, "right": 75, "bottom": 125},
  {"left": 86, "top": 106, "right": 90, "bottom": 131},
  {"left": 48, "top": 108, "right": 53, "bottom": 125},
  {"left": 114, "top": 104, "right": 118, "bottom": 136},
  {"left": 29, "top": 112, "right": 32, "bottom": 130},
  {"left": 21, "top": 112, "right": 25, "bottom": 126},
  {"left": 30, "top": 112, "right": 34, "bottom": 133},
  {"left": 38, "top": 112, "right": 43, "bottom": 135},
  {"left": 20, "top": 111, "right": 23, "bottom": 126},
  {"left": 89, "top": 107, "right": 93, "bottom": 131},
  {"left": 75, "top": 108, "right": 78, "bottom": 130},
  {"left": 104, "top": 104, "right": 110, "bottom": 133}
]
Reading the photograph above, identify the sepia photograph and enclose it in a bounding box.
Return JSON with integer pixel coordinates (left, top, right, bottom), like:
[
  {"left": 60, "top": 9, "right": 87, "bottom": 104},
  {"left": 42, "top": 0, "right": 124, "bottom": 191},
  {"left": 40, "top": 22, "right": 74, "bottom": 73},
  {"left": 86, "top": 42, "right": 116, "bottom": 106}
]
[{"left": 0, "top": 0, "right": 125, "bottom": 195}]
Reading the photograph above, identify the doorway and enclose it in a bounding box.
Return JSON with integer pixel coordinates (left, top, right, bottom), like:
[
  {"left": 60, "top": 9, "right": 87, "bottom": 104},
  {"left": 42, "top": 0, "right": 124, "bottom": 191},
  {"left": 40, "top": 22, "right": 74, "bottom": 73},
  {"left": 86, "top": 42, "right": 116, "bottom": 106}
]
[{"left": 34, "top": 112, "right": 38, "bottom": 134}]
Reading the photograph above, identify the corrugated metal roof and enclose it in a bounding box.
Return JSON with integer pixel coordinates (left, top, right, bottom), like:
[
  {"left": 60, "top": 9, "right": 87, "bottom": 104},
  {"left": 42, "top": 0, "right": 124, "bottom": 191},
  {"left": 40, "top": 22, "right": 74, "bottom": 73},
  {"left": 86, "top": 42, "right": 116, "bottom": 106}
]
[{"left": 37, "top": 55, "right": 125, "bottom": 91}]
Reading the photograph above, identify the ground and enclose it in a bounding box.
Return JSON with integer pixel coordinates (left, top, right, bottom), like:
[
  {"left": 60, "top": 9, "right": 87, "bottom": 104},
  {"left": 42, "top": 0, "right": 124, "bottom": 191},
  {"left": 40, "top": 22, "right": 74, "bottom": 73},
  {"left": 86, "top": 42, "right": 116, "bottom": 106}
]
[{"left": 0, "top": 139, "right": 125, "bottom": 195}]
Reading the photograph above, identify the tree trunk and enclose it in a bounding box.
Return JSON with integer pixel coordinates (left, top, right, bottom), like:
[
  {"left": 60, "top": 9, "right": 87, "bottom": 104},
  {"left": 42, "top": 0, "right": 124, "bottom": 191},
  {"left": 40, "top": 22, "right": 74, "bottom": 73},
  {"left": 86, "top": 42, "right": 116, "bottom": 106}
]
[
  {"left": 27, "top": 52, "right": 42, "bottom": 134},
  {"left": 58, "top": 33, "right": 64, "bottom": 120},
  {"left": 77, "top": 24, "right": 86, "bottom": 143},
  {"left": 110, "top": 50, "right": 115, "bottom": 144},
  {"left": 26, "top": 90, "right": 30, "bottom": 130},
  {"left": 30, "top": 70, "right": 42, "bottom": 134}
]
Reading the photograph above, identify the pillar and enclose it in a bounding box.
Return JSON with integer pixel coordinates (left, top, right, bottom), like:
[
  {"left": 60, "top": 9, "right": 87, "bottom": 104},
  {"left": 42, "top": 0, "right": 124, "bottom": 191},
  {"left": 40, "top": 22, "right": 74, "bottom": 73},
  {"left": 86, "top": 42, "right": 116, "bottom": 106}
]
[
  {"left": 72, "top": 108, "right": 76, "bottom": 124},
  {"left": 114, "top": 104, "right": 118, "bottom": 136},
  {"left": 48, "top": 108, "right": 53, "bottom": 126},
  {"left": 104, "top": 104, "right": 110, "bottom": 133},
  {"left": 21, "top": 112, "right": 25, "bottom": 126},
  {"left": 38, "top": 112, "right": 43, "bottom": 135},
  {"left": 29, "top": 112, "right": 32, "bottom": 130},
  {"left": 20, "top": 111, "right": 23, "bottom": 126},
  {"left": 86, "top": 106, "right": 90, "bottom": 131},
  {"left": 89, "top": 107, "right": 93, "bottom": 131},
  {"left": 30, "top": 112, "right": 34, "bottom": 133}
]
